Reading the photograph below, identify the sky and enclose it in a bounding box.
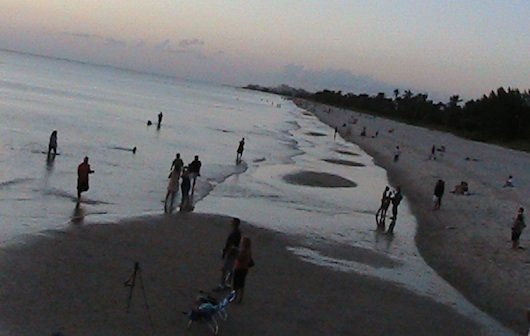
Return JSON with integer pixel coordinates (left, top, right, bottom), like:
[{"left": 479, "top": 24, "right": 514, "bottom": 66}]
[{"left": 1, "top": 0, "right": 529, "bottom": 102}]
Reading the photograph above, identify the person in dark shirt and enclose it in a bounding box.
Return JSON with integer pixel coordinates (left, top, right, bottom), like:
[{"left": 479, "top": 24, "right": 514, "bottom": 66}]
[
  {"left": 387, "top": 187, "right": 403, "bottom": 234},
  {"left": 217, "top": 218, "right": 242, "bottom": 290},
  {"left": 188, "top": 155, "right": 202, "bottom": 194},
  {"left": 433, "top": 179, "right": 445, "bottom": 210},
  {"left": 236, "top": 138, "right": 245, "bottom": 162},
  {"left": 180, "top": 167, "right": 191, "bottom": 210},
  {"left": 77, "top": 156, "right": 94, "bottom": 201}
]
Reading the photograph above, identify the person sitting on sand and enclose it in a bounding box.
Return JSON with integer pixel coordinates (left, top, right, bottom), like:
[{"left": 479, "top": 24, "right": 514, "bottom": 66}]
[
  {"left": 236, "top": 138, "right": 245, "bottom": 162},
  {"left": 216, "top": 218, "right": 242, "bottom": 290},
  {"left": 511, "top": 207, "right": 526, "bottom": 249},
  {"left": 451, "top": 181, "right": 469, "bottom": 195},
  {"left": 393, "top": 146, "right": 401, "bottom": 162},
  {"left": 503, "top": 175, "right": 514, "bottom": 188},
  {"left": 77, "top": 156, "right": 94, "bottom": 201},
  {"left": 233, "top": 237, "right": 254, "bottom": 303},
  {"left": 48, "top": 130, "right": 58, "bottom": 155}
]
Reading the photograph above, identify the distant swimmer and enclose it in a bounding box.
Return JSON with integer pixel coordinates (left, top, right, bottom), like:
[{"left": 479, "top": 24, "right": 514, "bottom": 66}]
[
  {"left": 188, "top": 155, "right": 202, "bottom": 195},
  {"left": 236, "top": 138, "right": 245, "bottom": 162},
  {"left": 48, "top": 130, "right": 58, "bottom": 155},
  {"left": 157, "top": 112, "right": 163, "bottom": 128},
  {"left": 77, "top": 156, "right": 94, "bottom": 201}
]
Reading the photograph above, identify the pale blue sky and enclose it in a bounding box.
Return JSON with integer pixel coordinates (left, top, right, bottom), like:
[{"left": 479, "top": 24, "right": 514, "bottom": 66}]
[{"left": 1, "top": 0, "right": 529, "bottom": 101}]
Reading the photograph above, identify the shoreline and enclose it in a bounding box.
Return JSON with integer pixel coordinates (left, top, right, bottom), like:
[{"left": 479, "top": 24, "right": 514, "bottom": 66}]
[
  {"left": 0, "top": 212, "right": 479, "bottom": 335},
  {"left": 295, "top": 98, "right": 530, "bottom": 334}
]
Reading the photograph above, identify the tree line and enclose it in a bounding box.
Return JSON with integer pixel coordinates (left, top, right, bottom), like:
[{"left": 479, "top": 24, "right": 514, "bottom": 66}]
[{"left": 307, "top": 87, "right": 530, "bottom": 147}]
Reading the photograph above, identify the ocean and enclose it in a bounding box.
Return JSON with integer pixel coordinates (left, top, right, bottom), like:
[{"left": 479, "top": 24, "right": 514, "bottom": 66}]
[{"left": 0, "top": 50, "right": 514, "bottom": 335}]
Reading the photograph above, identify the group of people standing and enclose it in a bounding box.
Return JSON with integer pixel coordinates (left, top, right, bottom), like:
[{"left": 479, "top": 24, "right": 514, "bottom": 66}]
[
  {"left": 165, "top": 153, "right": 202, "bottom": 213},
  {"left": 375, "top": 186, "right": 403, "bottom": 233}
]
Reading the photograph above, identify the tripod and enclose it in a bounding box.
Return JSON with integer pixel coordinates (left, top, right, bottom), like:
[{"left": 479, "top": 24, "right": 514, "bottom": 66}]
[{"left": 124, "top": 262, "right": 154, "bottom": 331}]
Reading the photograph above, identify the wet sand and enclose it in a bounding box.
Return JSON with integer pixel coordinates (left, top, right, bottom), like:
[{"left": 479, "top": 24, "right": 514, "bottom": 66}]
[
  {"left": 0, "top": 213, "right": 477, "bottom": 335},
  {"left": 295, "top": 98, "right": 530, "bottom": 334},
  {"left": 283, "top": 171, "right": 357, "bottom": 188}
]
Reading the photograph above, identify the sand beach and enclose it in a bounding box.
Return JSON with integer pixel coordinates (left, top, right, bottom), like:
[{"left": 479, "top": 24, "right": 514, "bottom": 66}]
[
  {"left": 295, "top": 99, "right": 530, "bottom": 334},
  {"left": 0, "top": 213, "right": 478, "bottom": 335}
]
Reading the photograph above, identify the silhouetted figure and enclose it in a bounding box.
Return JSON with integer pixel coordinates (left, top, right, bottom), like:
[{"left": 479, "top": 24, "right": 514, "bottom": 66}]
[
  {"left": 132, "top": 147, "right": 137, "bottom": 154},
  {"left": 165, "top": 167, "right": 180, "bottom": 213},
  {"left": 48, "top": 130, "right": 58, "bottom": 155},
  {"left": 188, "top": 155, "right": 202, "bottom": 194},
  {"left": 433, "top": 179, "right": 445, "bottom": 210},
  {"left": 216, "top": 217, "right": 242, "bottom": 290},
  {"left": 180, "top": 167, "right": 191, "bottom": 210},
  {"left": 375, "top": 186, "right": 391, "bottom": 229},
  {"left": 157, "top": 112, "right": 163, "bottom": 128},
  {"left": 429, "top": 145, "right": 436, "bottom": 160},
  {"left": 512, "top": 207, "right": 526, "bottom": 249},
  {"left": 77, "top": 156, "right": 94, "bottom": 201},
  {"left": 334, "top": 127, "right": 338, "bottom": 140},
  {"left": 236, "top": 138, "right": 245, "bottom": 162},
  {"left": 361, "top": 127, "right": 366, "bottom": 137},
  {"left": 147, "top": 120, "right": 152, "bottom": 126},
  {"left": 387, "top": 187, "right": 403, "bottom": 234},
  {"left": 170, "top": 153, "right": 184, "bottom": 178}
]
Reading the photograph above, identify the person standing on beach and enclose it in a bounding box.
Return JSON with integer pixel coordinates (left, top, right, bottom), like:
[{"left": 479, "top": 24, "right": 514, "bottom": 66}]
[
  {"left": 376, "top": 186, "right": 391, "bottom": 228},
  {"left": 217, "top": 218, "right": 242, "bottom": 290},
  {"left": 334, "top": 126, "right": 338, "bottom": 140},
  {"left": 433, "top": 179, "right": 445, "bottom": 210},
  {"left": 387, "top": 187, "right": 403, "bottom": 234},
  {"left": 164, "top": 167, "right": 180, "bottom": 213},
  {"left": 233, "top": 237, "right": 253, "bottom": 303},
  {"left": 169, "top": 153, "right": 184, "bottom": 178},
  {"left": 429, "top": 145, "right": 436, "bottom": 160},
  {"left": 157, "top": 112, "right": 163, "bottom": 128},
  {"left": 77, "top": 157, "right": 94, "bottom": 201},
  {"left": 48, "top": 130, "right": 58, "bottom": 155},
  {"left": 180, "top": 167, "right": 191, "bottom": 210},
  {"left": 188, "top": 155, "right": 202, "bottom": 194},
  {"left": 511, "top": 207, "right": 526, "bottom": 249},
  {"left": 393, "top": 146, "right": 401, "bottom": 162},
  {"left": 236, "top": 138, "right": 245, "bottom": 162}
]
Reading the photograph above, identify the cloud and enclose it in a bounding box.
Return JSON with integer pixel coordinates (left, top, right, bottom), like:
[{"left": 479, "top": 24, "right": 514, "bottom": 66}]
[
  {"left": 275, "top": 64, "right": 398, "bottom": 96},
  {"left": 60, "top": 31, "right": 127, "bottom": 48},
  {"left": 153, "top": 39, "right": 206, "bottom": 59},
  {"left": 178, "top": 38, "right": 205, "bottom": 48}
]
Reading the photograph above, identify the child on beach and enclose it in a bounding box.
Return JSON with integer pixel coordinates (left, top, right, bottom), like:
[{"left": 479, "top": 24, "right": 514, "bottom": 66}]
[
  {"left": 511, "top": 207, "right": 526, "bottom": 249},
  {"left": 233, "top": 237, "right": 253, "bottom": 303}
]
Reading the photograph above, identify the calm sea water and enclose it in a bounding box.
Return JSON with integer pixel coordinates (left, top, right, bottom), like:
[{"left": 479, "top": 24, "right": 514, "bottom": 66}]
[{"left": 0, "top": 50, "right": 515, "bottom": 335}]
